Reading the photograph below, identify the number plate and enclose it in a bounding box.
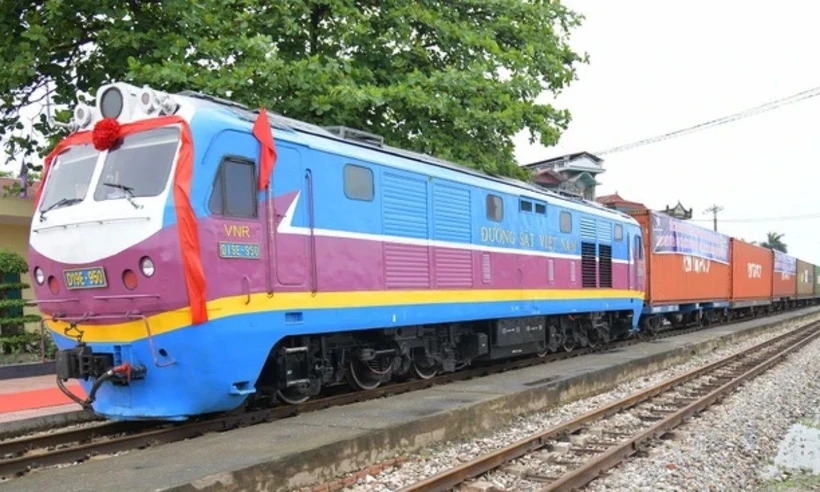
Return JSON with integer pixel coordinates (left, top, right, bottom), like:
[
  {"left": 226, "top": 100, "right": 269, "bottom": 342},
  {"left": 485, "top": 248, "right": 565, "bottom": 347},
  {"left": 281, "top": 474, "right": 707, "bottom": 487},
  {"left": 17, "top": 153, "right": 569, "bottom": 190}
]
[
  {"left": 219, "top": 242, "right": 261, "bottom": 259},
  {"left": 63, "top": 267, "right": 108, "bottom": 290}
]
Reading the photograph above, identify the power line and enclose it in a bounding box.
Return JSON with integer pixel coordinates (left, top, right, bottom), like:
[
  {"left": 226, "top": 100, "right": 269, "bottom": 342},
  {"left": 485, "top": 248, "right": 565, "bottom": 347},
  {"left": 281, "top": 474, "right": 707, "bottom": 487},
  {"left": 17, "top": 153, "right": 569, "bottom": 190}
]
[
  {"left": 688, "top": 212, "right": 820, "bottom": 223},
  {"left": 595, "top": 84, "right": 820, "bottom": 155}
]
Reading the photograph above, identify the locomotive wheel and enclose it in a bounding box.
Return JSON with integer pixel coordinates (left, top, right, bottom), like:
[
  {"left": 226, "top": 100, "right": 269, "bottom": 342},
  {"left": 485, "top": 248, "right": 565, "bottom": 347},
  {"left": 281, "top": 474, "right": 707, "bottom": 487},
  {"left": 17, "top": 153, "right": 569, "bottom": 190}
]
[
  {"left": 562, "top": 327, "right": 576, "bottom": 352},
  {"left": 598, "top": 326, "right": 611, "bottom": 345},
  {"left": 411, "top": 359, "right": 438, "bottom": 379},
  {"left": 547, "top": 327, "right": 561, "bottom": 353},
  {"left": 587, "top": 326, "right": 608, "bottom": 348},
  {"left": 346, "top": 359, "right": 389, "bottom": 391},
  {"left": 646, "top": 316, "right": 661, "bottom": 336},
  {"left": 586, "top": 329, "right": 599, "bottom": 348},
  {"left": 276, "top": 388, "right": 310, "bottom": 405}
]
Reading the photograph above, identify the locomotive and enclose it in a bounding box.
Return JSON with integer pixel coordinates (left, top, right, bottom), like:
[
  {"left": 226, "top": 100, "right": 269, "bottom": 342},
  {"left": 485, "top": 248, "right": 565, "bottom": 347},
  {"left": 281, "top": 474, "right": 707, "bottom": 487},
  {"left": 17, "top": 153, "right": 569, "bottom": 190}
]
[{"left": 27, "top": 82, "right": 816, "bottom": 421}]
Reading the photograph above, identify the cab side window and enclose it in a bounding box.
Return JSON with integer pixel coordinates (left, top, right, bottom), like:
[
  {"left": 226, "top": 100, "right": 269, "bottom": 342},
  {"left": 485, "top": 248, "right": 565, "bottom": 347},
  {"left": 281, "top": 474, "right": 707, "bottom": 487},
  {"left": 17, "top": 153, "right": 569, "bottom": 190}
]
[
  {"left": 560, "top": 211, "right": 572, "bottom": 233},
  {"left": 209, "top": 157, "right": 257, "bottom": 218}
]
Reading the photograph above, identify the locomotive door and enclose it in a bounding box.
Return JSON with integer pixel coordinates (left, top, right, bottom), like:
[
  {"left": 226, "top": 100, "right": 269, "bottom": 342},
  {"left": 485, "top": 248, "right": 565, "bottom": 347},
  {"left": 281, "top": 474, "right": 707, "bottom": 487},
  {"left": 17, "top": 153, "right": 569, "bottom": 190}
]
[
  {"left": 272, "top": 147, "right": 311, "bottom": 287},
  {"left": 207, "top": 131, "right": 273, "bottom": 300},
  {"left": 628, "top": 232, "right": 641, "bottom": 291},
  {"left": 627, "top": 233, "right": 634, "bottom": 290}
]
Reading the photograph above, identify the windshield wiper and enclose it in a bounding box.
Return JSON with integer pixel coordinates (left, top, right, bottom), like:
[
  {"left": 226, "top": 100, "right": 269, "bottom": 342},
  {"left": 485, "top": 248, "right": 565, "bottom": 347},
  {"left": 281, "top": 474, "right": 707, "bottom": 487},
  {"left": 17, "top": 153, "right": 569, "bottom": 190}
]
[
  {"left": 39, "top": 197, "right": 82, "bottom": 222},
  {"left": 102, "top": 182, "right": 142, "bottom": 209}
]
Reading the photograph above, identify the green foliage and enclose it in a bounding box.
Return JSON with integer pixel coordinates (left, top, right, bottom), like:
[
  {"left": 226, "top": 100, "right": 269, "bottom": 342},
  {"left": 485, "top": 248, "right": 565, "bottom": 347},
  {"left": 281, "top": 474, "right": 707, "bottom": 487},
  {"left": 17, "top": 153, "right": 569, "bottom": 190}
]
[
  {"left": 1, "top": 167, "right": 39, "bottom": 198},
  {"left": 0, "top": 331, "right": 56, "bottom": 359},
  {"left": 761, "top": 232, "right": 788, "bottom": 253},
  {"left": 0, "top": 248, "right": 38, "bottom": 335},
  {"left": 1, "top": 0, "right": 587, "bottom": 179},
  {"left": 0, "top": 249, "right": 28, "bottom": 275},
  {"left": 0, "top": 282, "right": 29, "bottom": 291}
]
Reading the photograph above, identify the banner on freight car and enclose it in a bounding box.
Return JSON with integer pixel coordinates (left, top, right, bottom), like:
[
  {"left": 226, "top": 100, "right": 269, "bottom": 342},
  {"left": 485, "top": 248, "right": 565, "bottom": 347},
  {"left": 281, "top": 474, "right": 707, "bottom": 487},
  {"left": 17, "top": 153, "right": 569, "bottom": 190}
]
[
  {"left": 774, "top": 250, "right": 797, "bottom": 276},
  {"left": 651, "top": 212, "right": 730, "bottom": 264}
]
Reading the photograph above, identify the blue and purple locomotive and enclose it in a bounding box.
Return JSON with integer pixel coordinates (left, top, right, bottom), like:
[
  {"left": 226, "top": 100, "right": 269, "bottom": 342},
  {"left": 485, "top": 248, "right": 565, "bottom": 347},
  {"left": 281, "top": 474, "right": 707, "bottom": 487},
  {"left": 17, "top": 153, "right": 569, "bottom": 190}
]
[{"left": 27, "top": 82, "right": 645, "bottom": 420}]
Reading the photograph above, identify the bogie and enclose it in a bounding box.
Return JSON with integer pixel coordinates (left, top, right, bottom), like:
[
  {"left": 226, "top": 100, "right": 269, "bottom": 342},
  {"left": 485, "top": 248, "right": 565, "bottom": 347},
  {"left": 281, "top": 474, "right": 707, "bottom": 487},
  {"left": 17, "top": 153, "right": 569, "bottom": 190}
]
[{"left": 258, "top": 311, "right": 635, "bottom": 404}]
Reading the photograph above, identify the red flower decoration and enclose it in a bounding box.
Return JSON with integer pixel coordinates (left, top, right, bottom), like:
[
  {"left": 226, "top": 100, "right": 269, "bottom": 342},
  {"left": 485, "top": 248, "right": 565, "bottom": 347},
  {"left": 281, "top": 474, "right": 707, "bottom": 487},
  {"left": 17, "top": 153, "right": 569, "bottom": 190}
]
[{"left": 92, "top": 118, "right": 121, "bottom": 151}]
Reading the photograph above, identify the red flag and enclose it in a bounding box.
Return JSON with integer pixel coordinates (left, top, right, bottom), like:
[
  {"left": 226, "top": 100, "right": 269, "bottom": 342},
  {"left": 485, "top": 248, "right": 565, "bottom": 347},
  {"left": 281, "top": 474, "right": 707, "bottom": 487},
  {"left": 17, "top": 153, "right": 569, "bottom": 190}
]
[{"left": 252, "top": 108, "right": 277, "bottom": 190}]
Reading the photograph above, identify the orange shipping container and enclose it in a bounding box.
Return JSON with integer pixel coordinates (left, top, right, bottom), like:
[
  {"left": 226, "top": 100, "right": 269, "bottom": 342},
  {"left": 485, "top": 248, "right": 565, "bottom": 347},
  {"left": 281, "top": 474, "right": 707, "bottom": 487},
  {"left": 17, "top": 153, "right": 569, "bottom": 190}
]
[
  {"left": 635, "top": 211, "right": 731, "bottom": 305},
  {"left": 773, "top": 250, "right": 797, "bottom": 299},
  {"left": 730, "top": 239, "right": 773, "bottom": 303},
  {"left": 796, "top": 259, "right": 814, "bottom": 297}
]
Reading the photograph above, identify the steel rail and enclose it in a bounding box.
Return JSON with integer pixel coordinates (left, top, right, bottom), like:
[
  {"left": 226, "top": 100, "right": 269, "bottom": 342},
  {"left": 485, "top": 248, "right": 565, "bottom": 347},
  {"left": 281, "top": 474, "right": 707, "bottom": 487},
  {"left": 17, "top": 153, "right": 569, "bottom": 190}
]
[
  {"left": 0, "top": 325, "right": 659, "bottom": 474},
  {"left": 398, "top": 320, "right": 820, "bottom": 492},
  {"left": 1, "top": 312, "right": 814, "bottom": 479},
  {"left": 539, "top": 323, "right": 820, "bottom": 491},
  {"left": 0, "top": 332, "right": 641, "bottom": 478},
  {"left": 0, "top": 421, "right": 155, "bottom": 457}
]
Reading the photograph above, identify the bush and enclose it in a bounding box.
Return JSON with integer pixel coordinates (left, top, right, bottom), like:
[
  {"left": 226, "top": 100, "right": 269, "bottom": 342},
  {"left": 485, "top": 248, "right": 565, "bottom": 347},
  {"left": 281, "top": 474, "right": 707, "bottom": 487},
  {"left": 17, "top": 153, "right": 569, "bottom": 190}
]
[
  {"left": 0, "top": 331, "right": 56, "bottom": 357},
  {"left": 0, "top": 249, "right": 44, "bottom": 360}
]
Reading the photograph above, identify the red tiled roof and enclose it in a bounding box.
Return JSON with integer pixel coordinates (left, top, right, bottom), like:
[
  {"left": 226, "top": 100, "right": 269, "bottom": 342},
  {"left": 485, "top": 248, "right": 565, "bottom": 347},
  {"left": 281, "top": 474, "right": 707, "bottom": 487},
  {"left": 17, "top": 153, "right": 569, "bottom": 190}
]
[
  {"left": 533, "top": 169, "right": 566, "bottom": 185},
  {"left": 596, "top": 192, "right": 647, "bottom": 211}
]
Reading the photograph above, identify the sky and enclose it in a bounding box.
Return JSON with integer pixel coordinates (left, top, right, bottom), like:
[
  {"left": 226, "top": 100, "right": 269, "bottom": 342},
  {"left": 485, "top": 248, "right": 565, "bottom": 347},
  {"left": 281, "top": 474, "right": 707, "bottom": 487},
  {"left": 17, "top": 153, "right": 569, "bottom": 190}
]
[
  {"left": 512, "top": 0, "right": 820, "bottom": 263},
  {"left": 5, "top": 1, "right": 820, "bottom": 262}
]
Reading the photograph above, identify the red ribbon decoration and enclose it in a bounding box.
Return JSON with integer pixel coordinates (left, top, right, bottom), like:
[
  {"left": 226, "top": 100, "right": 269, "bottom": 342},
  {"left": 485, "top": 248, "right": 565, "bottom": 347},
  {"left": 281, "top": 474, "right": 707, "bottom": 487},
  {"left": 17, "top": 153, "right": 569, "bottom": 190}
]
[
  {"left": 252, "top": 108, "right": 278, "bottom": 190},
  {"left": 91, "top": 118, "right": 121, "bottom": 151},
  {"left": 36, "top": 116, "right": 208, "bottom": 325}
]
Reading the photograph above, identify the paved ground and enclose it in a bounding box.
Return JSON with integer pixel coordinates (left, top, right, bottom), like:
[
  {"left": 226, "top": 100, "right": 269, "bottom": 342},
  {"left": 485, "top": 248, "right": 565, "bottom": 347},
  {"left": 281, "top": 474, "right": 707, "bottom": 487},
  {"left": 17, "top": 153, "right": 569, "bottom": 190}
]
[
  {"left": 0, "top": 374, "right": 93, "bottom": 435},
  {"left": 3, "top": 307, "right": 819, "bottom": 492},
  {"left": 0, "top": 374, "right": 84, "bottom": 415}
]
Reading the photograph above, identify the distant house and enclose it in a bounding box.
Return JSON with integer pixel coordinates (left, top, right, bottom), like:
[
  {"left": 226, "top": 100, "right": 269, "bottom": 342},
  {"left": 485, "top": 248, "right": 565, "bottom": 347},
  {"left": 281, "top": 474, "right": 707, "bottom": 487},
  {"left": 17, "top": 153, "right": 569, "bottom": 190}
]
[
  {"left": 596, "top": 192, "right": 648, "bottom": 215},
  {"left": 662, "top": 200, "right": 693, "bottom": 220},
  {"left": 597, "top": 192, "right": 694, "bottom": 223},
  {"left": 523, "top": 151, "right": 605, "bottom": 201}
]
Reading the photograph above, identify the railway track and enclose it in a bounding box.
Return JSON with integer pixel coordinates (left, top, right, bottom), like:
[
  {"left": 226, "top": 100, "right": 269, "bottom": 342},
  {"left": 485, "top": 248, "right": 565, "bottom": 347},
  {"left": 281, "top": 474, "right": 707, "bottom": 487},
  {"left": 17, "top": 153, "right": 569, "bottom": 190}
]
[
  {"left": 398, "top": 319, "right": 820, "bottom": 492},
  {"left": 0, "top": 311, "right": 805, "bottom": 480}
]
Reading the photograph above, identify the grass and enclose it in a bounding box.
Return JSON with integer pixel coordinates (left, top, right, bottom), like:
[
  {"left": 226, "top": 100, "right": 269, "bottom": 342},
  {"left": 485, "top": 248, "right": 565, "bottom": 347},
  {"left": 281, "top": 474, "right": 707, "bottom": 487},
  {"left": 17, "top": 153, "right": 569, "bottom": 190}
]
[
  {"left": 764, "top": 470, "right": 820, "bottom": 492},
  {"left": 797, "top": 418, "right": 820, "bottom": 430}
]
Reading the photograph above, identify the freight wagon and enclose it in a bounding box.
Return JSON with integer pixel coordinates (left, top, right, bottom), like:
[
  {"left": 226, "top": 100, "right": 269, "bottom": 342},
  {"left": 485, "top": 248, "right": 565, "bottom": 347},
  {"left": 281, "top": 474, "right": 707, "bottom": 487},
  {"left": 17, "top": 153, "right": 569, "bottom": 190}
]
[
  {"left": 730, "top": 238, "right": 773, "bottom": 314},
  {"left": 631, "top": 210, "right": 820, "bottom": 330},
  {"left": 773, "top": 250, "right": 797, "bottom": 307},
  {"left": 632, "top": 210, "right": 731, "bottom": 332},
  {"left": 815, "top": 265, "right": 820, "bottom": 297},
  {"left": 797, "top": 259, "right": 815, "bottom": 299}
]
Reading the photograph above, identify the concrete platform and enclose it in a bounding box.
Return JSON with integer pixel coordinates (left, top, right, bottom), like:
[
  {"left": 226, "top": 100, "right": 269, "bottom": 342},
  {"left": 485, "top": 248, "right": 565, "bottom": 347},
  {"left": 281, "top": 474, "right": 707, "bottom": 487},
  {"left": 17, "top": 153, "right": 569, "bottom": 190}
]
[{"left": 4, "top": 307, "right": 820, "bottom": 492}]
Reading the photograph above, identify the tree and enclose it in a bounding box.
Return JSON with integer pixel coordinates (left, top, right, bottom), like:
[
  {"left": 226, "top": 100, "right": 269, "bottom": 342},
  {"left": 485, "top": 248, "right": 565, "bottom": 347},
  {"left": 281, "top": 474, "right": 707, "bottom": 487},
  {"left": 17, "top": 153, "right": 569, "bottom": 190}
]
[
  {"left": 1, "top": 1, "right": 588, "bottom": 180},
  {"left": 760, "top": 232, "right": 788, "bottom": 253}
]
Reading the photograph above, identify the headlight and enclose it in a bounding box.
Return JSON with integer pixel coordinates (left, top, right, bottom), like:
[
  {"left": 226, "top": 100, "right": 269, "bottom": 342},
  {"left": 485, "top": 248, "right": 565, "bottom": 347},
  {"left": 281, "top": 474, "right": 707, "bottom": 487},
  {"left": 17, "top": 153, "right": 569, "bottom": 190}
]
[
  {"left": 138, "top": 87, "right": 156, "bottom": 113},
  {"left": 73, "top": 104, "right": 92, "bottom": 128},
  {"left": 100, "top": 87, "right": 124, "bottom": 119},
  {"left": 34, "top": 267, "right": 45, "bottom": 285},
  {"left": 140, "top": 257, "right": 155, "bottom": 277}
]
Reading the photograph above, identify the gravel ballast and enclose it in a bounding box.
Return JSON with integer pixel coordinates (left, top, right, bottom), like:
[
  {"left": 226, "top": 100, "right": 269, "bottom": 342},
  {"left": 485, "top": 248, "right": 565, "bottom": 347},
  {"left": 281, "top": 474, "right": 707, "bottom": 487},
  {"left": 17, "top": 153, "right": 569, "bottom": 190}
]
[
  {"left": 335, "top": 313, "right": 820, "bottom": 491},
  {"left": 586, "top": 324, "right": 820, "bottom": 491}
]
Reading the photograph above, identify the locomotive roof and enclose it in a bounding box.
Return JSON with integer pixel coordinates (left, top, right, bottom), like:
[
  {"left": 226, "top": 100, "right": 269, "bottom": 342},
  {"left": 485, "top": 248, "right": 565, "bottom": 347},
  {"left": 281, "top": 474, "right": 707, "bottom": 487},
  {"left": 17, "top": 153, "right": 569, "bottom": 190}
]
[{"left": 177, "top": 90, "right": 636, "bottom": 225}]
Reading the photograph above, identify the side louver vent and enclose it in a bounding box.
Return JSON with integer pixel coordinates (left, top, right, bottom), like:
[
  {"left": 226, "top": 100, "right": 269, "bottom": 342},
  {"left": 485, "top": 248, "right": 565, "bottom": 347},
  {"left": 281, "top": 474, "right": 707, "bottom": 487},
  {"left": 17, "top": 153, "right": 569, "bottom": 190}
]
[
  {"left": 581, "top": 242, "right": 597, "bottom": 288},
  {"left": 599, "top": 244, "right": 612, "bottom": 288}
]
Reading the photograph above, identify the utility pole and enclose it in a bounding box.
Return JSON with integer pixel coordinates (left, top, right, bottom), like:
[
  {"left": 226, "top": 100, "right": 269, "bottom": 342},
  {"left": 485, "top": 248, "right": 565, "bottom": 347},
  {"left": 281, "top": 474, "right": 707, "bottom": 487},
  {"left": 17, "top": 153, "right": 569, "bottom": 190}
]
[{"left": 704, "top": 204, "right": 724, "bottom": 231}]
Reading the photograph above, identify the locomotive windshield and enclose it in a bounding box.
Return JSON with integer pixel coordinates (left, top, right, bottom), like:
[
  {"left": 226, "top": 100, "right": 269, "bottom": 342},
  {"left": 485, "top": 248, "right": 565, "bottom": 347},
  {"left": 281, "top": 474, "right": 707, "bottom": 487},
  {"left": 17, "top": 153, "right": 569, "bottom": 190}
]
[
  {"left": 93, "top": 127, "right": 180, "bottom": 201},
  {"left": 38, "top": 144, "right": 98, "bottom": 211},
  {"left": 39, "top": 126, "right": 181, "bottom": 212}
]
